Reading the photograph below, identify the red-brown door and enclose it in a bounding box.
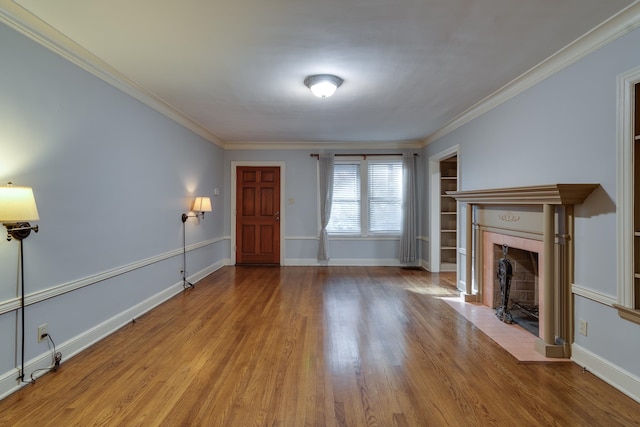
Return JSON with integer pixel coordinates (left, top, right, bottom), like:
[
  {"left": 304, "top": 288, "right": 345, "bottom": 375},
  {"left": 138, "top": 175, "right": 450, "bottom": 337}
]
[{"left": 236, "top": 166, "right": 281, "bottom": 265}]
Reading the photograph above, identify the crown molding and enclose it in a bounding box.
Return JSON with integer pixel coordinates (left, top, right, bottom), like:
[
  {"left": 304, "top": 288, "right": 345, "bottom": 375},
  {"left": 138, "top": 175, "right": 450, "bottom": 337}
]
[
  {"left": 0, "top": 0, "right": 225, "bottom": 148},
  {"left": 224, "top": 139, "right": 423, "bottom": 151},
  {"left": 4, "top": 0, "right": 638, "bottom": 151},
  {"left": 423, "top": 1, "right": 640, "bottom": 147}
]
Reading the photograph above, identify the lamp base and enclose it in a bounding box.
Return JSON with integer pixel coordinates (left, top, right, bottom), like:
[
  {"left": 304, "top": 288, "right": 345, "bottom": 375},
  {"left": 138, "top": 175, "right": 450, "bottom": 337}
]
[{"left": 4, "top": 222, "right": 38, "bottom": 241}]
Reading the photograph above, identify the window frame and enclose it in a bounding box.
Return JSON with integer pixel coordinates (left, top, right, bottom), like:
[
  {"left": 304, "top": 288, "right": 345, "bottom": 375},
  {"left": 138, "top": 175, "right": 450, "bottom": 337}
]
[{"left": 326, "top": 156, "right": 403, "bottom": 237}]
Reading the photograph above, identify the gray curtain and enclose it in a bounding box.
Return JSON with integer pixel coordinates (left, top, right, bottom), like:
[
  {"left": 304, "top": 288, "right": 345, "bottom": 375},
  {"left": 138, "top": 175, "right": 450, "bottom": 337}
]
[
  {"left": 318, "top": 153, "right": 334, "bottom": 260},
  {"left": 399, "top": 153, "right": 417, "bottom": 262}
]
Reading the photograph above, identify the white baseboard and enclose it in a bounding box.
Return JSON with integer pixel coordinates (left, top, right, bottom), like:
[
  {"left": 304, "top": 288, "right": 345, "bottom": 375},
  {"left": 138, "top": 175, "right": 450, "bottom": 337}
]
[
  {"left": 572, "top": 343, "right": 640, "bottom": 404},
  {"left": 284, "top": 258, "right": 413, "bottom": 267},
  {"left": 0, "top": 261, "right": 224, "bottom": 401}
]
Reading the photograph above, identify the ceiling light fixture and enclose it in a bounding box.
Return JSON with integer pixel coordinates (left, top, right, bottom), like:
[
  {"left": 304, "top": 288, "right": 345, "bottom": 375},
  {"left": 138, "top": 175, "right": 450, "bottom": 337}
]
[{"left": 304, "top": 74, "right": 343, "bottom": 98}]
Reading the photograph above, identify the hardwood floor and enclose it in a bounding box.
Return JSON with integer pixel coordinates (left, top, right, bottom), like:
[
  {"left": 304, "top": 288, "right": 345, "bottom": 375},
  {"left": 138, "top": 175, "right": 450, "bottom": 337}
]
[{"left": 0, "top": 266, "right": 638, "bottom": 426}]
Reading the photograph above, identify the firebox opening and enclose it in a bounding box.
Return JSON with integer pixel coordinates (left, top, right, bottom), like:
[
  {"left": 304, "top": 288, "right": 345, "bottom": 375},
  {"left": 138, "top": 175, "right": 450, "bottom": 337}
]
[{"left": 493, "top": 244, "right": 539, "bottom": 337}]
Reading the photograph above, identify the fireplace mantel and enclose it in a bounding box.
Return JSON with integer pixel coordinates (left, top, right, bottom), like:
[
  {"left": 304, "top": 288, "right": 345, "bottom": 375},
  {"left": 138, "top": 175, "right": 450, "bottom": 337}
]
[
  {"left": 447, "top": 183, "right": 598, "bottom": 205},
  {"left": 447, "top": 183, "right": 598, "bottom": 358}
]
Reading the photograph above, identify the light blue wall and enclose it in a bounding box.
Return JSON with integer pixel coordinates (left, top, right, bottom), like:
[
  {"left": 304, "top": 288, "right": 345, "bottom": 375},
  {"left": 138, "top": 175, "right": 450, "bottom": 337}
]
[
  {"left": 0, "top": 21, "right": 225, "bottom": 393},
  {"left": 425, "top": 26, "right": 640, "bottom": 379}
]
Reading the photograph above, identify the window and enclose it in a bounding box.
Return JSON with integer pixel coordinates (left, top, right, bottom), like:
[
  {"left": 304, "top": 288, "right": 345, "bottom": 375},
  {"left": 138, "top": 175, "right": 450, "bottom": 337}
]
[{"left": 327, "top": 158, "right": 403, "bottom": 235}]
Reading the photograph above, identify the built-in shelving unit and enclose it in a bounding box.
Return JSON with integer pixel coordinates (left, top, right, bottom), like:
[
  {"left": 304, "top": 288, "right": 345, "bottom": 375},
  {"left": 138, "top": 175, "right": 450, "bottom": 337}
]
[
  {"left": 440, "top": 155, "right": 458, "bottom": 272},
  {"left": 634, "top": 83, "right": 640, "bottom": 308}
]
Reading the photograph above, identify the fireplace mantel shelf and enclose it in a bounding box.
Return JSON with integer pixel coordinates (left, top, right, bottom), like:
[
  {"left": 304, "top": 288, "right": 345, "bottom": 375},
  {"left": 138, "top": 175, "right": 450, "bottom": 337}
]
[{"left": 447, "top": 184, "right": 598, "bottom": 205}]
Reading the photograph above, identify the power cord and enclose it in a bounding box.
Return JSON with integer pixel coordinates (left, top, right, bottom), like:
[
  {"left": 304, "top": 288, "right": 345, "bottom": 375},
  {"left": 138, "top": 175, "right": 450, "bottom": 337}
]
[{"left": 29, "top": 332, "right": 62, "bottom": 384}]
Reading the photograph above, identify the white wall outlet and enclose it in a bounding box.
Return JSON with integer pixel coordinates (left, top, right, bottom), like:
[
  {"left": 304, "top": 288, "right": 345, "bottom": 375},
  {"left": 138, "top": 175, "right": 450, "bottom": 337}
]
[
  {"left": 37, "top": 324, "right": 48, "bottom": 342},
  {"left": 578, "top": 319, "right": 588, "bottom": 336}
]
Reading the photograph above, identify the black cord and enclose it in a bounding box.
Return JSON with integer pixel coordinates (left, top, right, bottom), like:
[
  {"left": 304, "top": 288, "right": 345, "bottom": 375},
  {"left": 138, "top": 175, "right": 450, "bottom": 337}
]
[{"left": 29, "top": 333, "right": 62, "bottom": 383}]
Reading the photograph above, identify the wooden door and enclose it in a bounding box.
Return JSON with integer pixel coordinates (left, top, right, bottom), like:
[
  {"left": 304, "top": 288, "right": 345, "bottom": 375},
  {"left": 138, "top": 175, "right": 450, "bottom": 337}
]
[{"left": 236, "top": 166, "right": 281, "bottom": 265}]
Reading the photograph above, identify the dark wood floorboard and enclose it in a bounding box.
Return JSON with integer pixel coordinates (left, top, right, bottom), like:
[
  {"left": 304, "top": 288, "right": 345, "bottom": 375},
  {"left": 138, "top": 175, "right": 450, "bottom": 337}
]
[{"left": 0, "top": 266, "right": 638, "bottom": 426}]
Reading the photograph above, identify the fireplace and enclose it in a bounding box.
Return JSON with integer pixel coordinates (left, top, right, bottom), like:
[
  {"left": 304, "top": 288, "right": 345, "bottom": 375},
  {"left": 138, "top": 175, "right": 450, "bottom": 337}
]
[
  {"left": 484, "top": 235, "right": 542, "bottom": 335},
  {"left": 449, "top": 184, "right": 598, "bottom": 358}
]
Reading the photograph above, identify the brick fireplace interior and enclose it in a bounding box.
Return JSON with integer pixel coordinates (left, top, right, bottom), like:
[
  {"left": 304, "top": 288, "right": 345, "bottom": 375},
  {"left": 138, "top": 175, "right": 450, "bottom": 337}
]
[
  {"left": 482, "top": 231, "right": 545, "bottom": 339},
  {"left": 490, "top": 244, "right": 539, "bottom": 335}
]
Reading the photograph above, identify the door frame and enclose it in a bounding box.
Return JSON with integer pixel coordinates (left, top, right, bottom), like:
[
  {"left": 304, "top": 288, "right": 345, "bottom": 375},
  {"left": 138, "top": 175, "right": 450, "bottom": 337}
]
[
  {"left": 428, "top": 145, "right": 459, "bottom": 274},
  {"left": 231, "top": 161, "right": 286, "bottom": 265}
]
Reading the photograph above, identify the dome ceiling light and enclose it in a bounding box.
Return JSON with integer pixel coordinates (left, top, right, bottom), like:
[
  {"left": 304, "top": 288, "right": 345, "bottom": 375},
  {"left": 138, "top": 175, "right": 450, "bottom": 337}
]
[{"left": 304, "top": 74, "right": 344, "bottom": 98}]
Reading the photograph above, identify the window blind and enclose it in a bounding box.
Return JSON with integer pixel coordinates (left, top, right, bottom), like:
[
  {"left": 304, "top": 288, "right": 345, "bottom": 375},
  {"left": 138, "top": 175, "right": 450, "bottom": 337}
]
[
  {"left": 327, "top": 163, "right": 361, "bottom": 233},
  {"left": 368, "top": 161, "right": 402, "bottom": 233}
]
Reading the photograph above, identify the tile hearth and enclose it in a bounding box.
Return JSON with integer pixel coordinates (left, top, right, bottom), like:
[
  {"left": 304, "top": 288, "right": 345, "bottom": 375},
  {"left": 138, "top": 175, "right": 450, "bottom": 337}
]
[{"left": 442, "top": 296, "right": 571, "bottom": 363}]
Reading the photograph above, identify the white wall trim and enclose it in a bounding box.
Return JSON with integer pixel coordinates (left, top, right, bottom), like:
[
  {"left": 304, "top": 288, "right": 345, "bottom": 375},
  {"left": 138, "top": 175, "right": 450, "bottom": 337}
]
[
  {"left": 284, "top": 258, "right": 412, "bottom": 267},
  {"left": 0, "top": 237, "right": 224, "bottom": 316},
  {"left": 225, "top": 140, "right": 422, "bottom": 150},
  {"left": 0, "top": 1, "right": 225, "bottom": 148},
  {"left": 423, "top": 2, "right": 640, "bottom": 146},
  {"left": 327, "top": 236, "right": 400, "bottom": 241},
  {"left": 284, "top": 235, "right": 408, "bottom": 241},
  {"left": 572, "top": 343, "right": 640, "bottom": 404},
  {"left": 572, "top": 284, "right": 617, "bottom": 307},
  {"left": 0, "top": 260, "right": 224, "bottom": 401}
]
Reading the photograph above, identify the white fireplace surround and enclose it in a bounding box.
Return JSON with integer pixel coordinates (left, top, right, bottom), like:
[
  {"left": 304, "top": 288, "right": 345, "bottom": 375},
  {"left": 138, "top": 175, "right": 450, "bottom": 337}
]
[{"left": 449, "top": 184, "right": 598, "bottom": 358}]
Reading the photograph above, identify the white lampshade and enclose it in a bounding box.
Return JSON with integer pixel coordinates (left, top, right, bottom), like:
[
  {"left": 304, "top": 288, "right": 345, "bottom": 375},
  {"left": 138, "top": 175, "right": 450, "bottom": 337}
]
[
  {"left": 304, "top": 74, "right": 344, "bottom": 98},
  {"left": 192, "top": 196, "right": 212, "bottom": 213},
  {"left": 0, "top": 183, "right": 39, "bottom": 222}
]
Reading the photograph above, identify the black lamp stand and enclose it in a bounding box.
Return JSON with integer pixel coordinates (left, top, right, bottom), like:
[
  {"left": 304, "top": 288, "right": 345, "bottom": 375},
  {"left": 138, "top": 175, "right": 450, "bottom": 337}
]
[
  {"left": 5, "top": 222, "right": 38, "bottom": 383},
  {"left": 181, "top": 213, "right": 195, "bottom": 289}
]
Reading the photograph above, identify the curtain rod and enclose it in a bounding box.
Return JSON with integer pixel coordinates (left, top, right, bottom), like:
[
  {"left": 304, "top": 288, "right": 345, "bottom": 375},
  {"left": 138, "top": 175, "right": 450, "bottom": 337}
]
[{"left": 310, "top": 153, "right": 419, "bottom": 159}]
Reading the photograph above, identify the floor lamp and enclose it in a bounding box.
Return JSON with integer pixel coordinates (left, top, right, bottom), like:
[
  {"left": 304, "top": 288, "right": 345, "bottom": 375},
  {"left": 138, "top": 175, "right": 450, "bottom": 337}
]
[
  {"left": 181, "top": 196, "right": 211, "bottom": 289},
  {"left": 0, "top": 182, "right": 40, "bottom": 383}
]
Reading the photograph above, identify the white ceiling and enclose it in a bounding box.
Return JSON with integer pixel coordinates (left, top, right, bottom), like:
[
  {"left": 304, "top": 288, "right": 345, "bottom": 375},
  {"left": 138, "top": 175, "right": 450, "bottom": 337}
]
[{"left": 5, "top": 0, "right": 637, "bottom": 146}]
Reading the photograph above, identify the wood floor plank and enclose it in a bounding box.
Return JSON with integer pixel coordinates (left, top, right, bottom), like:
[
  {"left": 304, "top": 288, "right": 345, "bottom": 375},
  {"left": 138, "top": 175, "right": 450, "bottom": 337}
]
[{"left": 0, "top": 266, "right": 638, "bottom": 426}]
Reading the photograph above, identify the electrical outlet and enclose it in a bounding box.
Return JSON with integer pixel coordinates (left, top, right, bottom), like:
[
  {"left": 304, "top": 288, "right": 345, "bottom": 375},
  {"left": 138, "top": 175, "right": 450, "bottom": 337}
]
[
  {"left": 37, "top": 324, "right": 48, "bottom": 342},
  {"left": 578, "top": 319, "right": 588, "bottom": 336}
]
